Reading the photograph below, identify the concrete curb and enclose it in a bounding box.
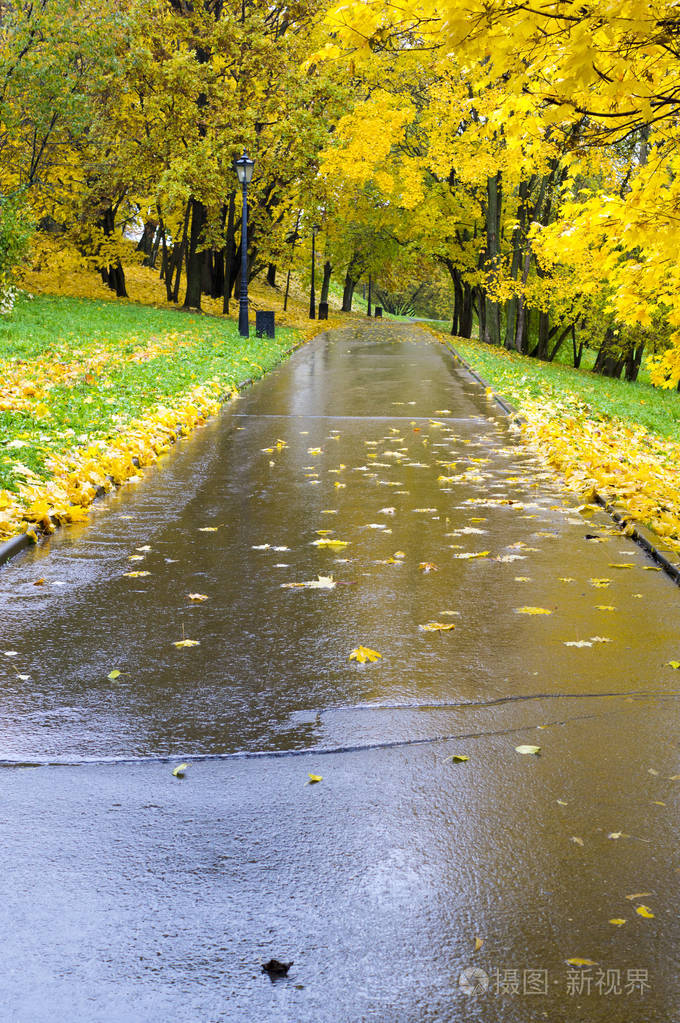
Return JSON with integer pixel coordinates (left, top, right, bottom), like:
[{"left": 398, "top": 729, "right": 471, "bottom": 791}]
[
  {"left": 441, "top": 335, "right": 680, "bottom": 588},
  {"left": 0, "top": 336, "right": 310, "bottom": 570}
]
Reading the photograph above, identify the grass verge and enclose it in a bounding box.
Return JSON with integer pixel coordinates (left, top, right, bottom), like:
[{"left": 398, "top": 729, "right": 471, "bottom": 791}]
[
  {"left": 430, "top": 330, "right": 680, "bottom": 554},
  {"left": 0, "top": 293, "right": 304, "bottom": 540}
]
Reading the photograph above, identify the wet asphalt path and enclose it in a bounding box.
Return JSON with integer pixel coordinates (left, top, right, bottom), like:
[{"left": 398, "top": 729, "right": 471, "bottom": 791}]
[{"left": 1, "top": 324, "right": 680, "bottom": 1022}]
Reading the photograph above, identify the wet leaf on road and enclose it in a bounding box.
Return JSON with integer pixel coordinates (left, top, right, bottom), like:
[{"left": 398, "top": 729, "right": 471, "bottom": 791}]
[
  {"left": 419, "top": 562, "right": 438, "bottom": 572},
  {"left": 282, "top": 575, "right": 336, "bottom": 590},
  {"left": 474, "top": 937, "right": 484, "bottom": 951},
  {"left": 445, "top": 753, "right": 469, "bottom": 763},
  {"left": 666, "top": 661, "right": 680, "bottom": 669},
  {"left": 173, "top": 639, "right": 199, "bottom": 648},
  {"left": 188, "top": 593, "right": 209, "bottom": 601},
  {"left": 636, "top": 905, "right": 655, "bottom": 918},
  {"left": 571, "top": 836, "right": 585, "bottom": 846},
  {"left": 198, "top": 527, "right": 219, "bottom": 532},
  {"left": 564, "top": 640, "right": 593, "bottom": 647},
  {"left": 609, "top": 918, "right": 626, "bottom": 926},
  {"left": 107, "top": 670, "right": 121, "bottom": 680},
  {"left": 566, "top": 958, "right": 598, "bottom": 967},
  {"left": 124, "top": 570, "right": 151, "bottom": 578},
  {"left": 515, "top": 745, "right": 541, "bottom": 755},
  {"left": 515, "top": 607, "right": 552, "bottom": 615},
  {"left": 419, "top": 622, "right": 456, "bottom": 632},
  {"left": 172, "top": 763, "right": 188, "bottom": 778},
  {"left": 590, "top": 578, "right": 611, "bottom": 587},
  {"left": 349, "top": 646, "right": 382, "bottom": 664},
  {"left": 306, "top": 774, "right": 322, "bottom": 784},
  {"left": 312, "top": 538, "right": 349, "bottom": 549},
  {"left": 625, "top": 892, "right": 653, "bottom": 900}
]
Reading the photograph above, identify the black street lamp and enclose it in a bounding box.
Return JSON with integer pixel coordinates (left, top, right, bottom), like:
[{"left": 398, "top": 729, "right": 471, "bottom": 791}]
[
  {"left": 234, "top": 150, "right": 255, "bottom": 337},
  {"left": 309, "top": 223, "right": 320, "bottom": 319},
  {"left": 367, "top": 273, "right": 372, "bottom": 317}
]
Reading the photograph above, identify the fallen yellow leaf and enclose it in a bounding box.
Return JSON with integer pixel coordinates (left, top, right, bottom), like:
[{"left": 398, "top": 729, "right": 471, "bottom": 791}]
[
  {"left": 419, "top": 622, "right": 456, "bottom": 632},
  {"left": 609, "top": 919, "right": 626, "bottom": 927},
  {"left": 349, "top": 645, "right": 382, "bottom": 664},
  {"left": 187, "top": 593, "right": 208, "bottom": 601},
  {"left": 173, "top": 639, "right": 199, "bottom": 648},
  {"left": 566, "top": 958, "right": 598, "bottom": 967},
  {"left": 515, "top": 744, "right": 541, "bottom": 755},
  {"left": 515, "top": 607, "right": 552, "bottom": 615},
  {"left": 636, "top": 905, "right": 655, "bottom": 919}
]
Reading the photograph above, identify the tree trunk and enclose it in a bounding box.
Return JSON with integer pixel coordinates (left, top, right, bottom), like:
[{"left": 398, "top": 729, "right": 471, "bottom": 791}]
[
  {"left": 484, "top": 172, "right": 502, "bottom": 345},
  {"left": 266, "top": 263, "right": 276, "bottom": 287},
  {"left": 98, "top": 207, "right": 127, "bottom": 298},
  {"left": 460, "top": 283, "right": 474, "bottom": 338},
  {"left": 625, "top": 343, "right": 645, "bottom": 382},
  {"left": 183, "top": 198, "right": 207, "bottom": 310},
  {"left": 341, "top": 272, "right": 357, "bottom": 312},
  {"left": 593, "top": 328, "right": 624, "bottom": 378},
  {"left": 223, "top": 192, "right": 237, "bottom": 314},
  {"left": 320, "top": 260, "right": 332, "bottom": 305}
]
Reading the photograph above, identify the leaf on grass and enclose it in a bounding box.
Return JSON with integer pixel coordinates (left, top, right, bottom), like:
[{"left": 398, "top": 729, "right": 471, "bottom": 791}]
[
  {"left": 312, "top": 538, "right": 349, "bottom": 549},
  {"left": 124, "top": 570, "right": 151, "bottom": 578},
  {"left": 173, "top": 639, "right": 199, "bottom": 648},
  {"left": 349, "top": 645, "right": 382, "bottom": 664},
  {"left": 609, "top": 563, "right": 634, "bottom": 569},
  {"left": 571, "top": 836, "right": 584, "bottom": 846},
  {"left": 515, "top": 607, "right": 552, "bottom": 615},
  {"left": 107, "top": 670, "right": 121, "bottom": 680},
  {"left": 306, "top": 773, "right": 322, "bottom": 784},
  {"left": 455, "top": 550, "right": 490, "bottom": 560},
  {"left": 172, "top": 763, "right": 188, "bottom": 777},
  {"left": 595, "top": 605, "right": 616, "bottom": 611},
  {"left": 590, "top": 578, "right": 611, "bottom": 587},
  {"left": 515, "top": 744, "right": 541, "bottom": 755},
  {"left": 566, "top": 958, "right": 597, "bottom": 967},
  {"left": 636, "top": 905, "right": 654, "bottom": 919},
  {"left": 666, "top": 661, "right": 680, "bottom": 669},
  {"left": 188, "top": 593, "right": 209, "bottom": 601},
  {"left": 419, "top": 622, "right": 456, "bottom": 632},
  {"left": 419, "top": 562, "right": 438, "bottom": 572},
  {"left": 558, "top": 577, "right": 576, "bottom": 583}
]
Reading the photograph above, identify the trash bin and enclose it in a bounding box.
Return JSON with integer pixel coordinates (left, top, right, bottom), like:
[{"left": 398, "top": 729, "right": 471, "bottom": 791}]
[
  {"left": 256, "top": 310, "right": 275, "bottom": 338},
  {"left": 374, "top": 306, "right": 383, "bottom": 318},
  {"left": 318, "top": 302, "right": 329, "bottom": 320}
]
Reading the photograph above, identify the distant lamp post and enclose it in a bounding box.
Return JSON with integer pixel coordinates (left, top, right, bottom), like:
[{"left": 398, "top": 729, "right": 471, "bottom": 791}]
[
  {"left": 367, "top": 273, "right": 372, "bottom": 317},
  {"left": 234, "top": 150, "right": 255, "bottom": 337},
  {"left": 309, "top": 223, "right": 320, "bottom": 319}
]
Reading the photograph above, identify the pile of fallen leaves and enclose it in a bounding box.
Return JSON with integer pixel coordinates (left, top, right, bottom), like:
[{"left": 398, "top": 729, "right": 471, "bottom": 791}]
[
  {"left": 518, "top": 394, "right": 680, "bottom": 551},
  {"left": 425, "top": 327, "right": 680, "bottom": 554}
]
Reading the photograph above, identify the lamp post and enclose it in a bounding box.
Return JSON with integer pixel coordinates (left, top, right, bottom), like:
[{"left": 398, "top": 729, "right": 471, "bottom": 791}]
[
  {"left": 367, "top": 273, "right": 372, "bottom": 317},
  {"left": 309, "top": 223, "right": 320, "bottom": 319},
  {"left": 234, "top": 150, "right": 255, "bottom": 337}
]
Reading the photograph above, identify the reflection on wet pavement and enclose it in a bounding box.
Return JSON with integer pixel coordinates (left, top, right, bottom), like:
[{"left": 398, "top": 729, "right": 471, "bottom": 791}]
[{"left": 1, "top": 324, "right": 680, "bottom": 1022}]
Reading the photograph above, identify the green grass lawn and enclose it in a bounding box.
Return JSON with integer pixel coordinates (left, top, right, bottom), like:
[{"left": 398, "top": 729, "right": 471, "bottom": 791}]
[
  {"left": 0, "top": 294, "right": 299, "bottom": 492},
  {"left": 450, "top": 335, "right": 680, "bottom": 444}
]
